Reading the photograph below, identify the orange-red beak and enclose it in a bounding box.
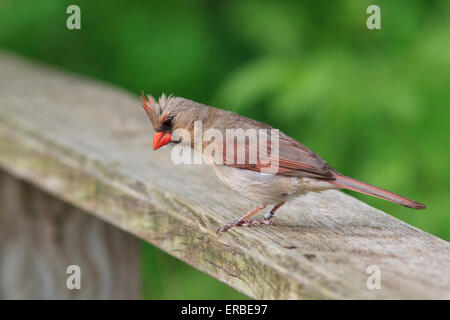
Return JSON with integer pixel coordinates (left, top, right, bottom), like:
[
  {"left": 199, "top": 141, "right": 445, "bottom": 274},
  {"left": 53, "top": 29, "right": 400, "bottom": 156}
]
[{"left": 153, "top": 131, "right": 172, "bottom": 150}]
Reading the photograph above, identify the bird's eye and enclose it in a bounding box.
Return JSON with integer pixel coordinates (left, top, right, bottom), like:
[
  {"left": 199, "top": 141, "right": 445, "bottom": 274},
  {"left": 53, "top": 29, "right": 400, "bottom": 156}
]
[{"left": 162, "top": 116, "right": 173, "bottom": 128}]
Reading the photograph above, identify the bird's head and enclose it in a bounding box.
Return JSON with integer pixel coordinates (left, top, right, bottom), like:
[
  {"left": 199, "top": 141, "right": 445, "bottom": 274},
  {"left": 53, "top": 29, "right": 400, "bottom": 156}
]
[{"left": 141, "top": 93, "right": 208, "bottom": 150}]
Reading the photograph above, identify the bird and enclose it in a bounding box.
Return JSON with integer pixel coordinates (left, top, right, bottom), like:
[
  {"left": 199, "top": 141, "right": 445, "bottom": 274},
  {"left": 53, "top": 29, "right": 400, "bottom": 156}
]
[{"left": 140, "top": 93, "right": 425, "bottom": 233}]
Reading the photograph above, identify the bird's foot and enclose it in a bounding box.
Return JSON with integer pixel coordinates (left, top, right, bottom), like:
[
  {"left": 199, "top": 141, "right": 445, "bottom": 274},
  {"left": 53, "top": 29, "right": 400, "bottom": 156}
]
[
  {"left": 217, "top": 219, "right": 244, "bottom": 233},
  {"left": 217, "top": 218, "right": 274, "bottom": 233},
  {"left": 242, "top": 218, "right": 274, "bottom": 227}
]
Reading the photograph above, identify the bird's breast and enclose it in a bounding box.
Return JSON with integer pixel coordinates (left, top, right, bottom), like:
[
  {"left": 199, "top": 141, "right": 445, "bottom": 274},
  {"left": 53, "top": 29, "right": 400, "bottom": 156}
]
[{"left": 209, "top": 164, "right": 303, "bottom": 205}]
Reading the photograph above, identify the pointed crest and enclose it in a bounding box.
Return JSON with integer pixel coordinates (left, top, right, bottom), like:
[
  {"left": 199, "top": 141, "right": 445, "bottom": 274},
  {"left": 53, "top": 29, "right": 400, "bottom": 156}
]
[{"left": 141, "top": 92, "right": 161, "bottom": 128}]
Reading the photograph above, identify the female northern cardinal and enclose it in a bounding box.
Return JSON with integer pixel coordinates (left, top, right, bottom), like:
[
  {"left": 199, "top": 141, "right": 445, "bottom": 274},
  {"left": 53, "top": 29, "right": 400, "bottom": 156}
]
[{"left": 141, "top": 93, "right": 425, "bottom": 232}]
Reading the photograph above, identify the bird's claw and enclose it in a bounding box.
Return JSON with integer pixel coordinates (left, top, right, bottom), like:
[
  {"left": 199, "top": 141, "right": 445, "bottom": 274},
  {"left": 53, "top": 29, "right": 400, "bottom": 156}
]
[
  {"left": 217, "top": 218, "right": 274, "bottom": 233},
  {"left": 217, "top": 219, "right": 244, "bottom": 233},
  {"left": 242, "top": 219, "right": 274, "bottom": 227}
]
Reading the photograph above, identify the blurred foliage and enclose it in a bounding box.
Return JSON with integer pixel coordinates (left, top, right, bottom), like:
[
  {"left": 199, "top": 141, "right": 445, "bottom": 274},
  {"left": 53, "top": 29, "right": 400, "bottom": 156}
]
[{"left": 0, "top": 0, "right": 449, "bottom": 299}]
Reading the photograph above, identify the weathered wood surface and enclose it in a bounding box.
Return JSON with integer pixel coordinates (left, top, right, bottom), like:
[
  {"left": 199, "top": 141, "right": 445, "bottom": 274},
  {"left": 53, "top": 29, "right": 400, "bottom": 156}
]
[
  {"left": 0, "top": 52, "right": 448, "bottom": 299},
  {"left": 0, "top": 171, "right": 140, "bottom": 299}
]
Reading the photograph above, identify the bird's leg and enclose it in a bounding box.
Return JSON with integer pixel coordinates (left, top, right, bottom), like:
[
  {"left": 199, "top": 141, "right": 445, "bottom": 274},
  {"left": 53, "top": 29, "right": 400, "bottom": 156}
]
[
  {"left": 217, "top": 205, "right": 266, "bottom": 233},
  {"left": 263, "top": 202, "right": 285, "bottom": 220},
  {"left": 240, "top": 202, "right": 286, "bottom": 227}
]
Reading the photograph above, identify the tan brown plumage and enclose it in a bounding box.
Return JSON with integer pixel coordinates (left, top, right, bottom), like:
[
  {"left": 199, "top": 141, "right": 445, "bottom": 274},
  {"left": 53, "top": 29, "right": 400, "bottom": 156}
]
[{"left": 141, "top": 93, "right": 425, "bottom": 232}]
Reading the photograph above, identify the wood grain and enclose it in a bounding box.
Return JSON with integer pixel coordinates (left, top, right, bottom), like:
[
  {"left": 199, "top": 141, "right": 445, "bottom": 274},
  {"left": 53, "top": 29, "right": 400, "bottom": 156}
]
[
  {"left": 0, "top": 171, "right": 140, "bottom": 299},
  {"left": 0, "top": 52, "right": 448, "bottom": 299}
]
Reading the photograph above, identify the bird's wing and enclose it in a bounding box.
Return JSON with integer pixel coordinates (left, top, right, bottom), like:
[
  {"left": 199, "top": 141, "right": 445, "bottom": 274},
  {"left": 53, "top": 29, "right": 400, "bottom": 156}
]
[{"left": 219, "top": 131, "right": 336, "bottom": 180}]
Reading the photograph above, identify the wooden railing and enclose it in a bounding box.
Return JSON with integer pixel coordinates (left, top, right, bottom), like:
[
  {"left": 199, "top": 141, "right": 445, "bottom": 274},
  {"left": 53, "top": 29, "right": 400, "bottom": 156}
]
[{"left": 0, "top": 52, "right": 448, "bottom": 299}]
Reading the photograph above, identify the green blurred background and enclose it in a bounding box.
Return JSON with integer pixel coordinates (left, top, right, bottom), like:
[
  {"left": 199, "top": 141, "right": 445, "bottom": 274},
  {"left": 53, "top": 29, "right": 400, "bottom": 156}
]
[{"left": 0, "top": 0, "right": 448, "bottom": 299}]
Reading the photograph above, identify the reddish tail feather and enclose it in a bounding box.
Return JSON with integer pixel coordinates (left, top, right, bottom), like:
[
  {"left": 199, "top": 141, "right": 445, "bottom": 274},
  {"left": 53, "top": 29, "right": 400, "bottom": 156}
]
[{"left": 330, "top": 174, "right": 425, "bottom": 209}]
